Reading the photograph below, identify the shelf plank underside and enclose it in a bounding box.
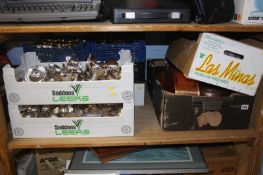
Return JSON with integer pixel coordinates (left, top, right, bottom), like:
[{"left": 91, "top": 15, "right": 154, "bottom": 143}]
[
  {"left": 8, "top": 93, "right": 256, "bottom": 150},
  {"left": 0, "top": 21, "right": 263, "bottom": 33}
]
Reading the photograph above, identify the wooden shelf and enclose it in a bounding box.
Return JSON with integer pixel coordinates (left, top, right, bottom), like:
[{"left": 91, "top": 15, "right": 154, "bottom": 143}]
[
  {"left": 0, "top": 34, "right": 17, "bottom": 43},
  {"left": 0, "top": 21, "right": 263, "bottom": 33},
  {"left": 1, "top": 21, "right": 262, "bottom": 175},
  {"left": 8, "top": 93, "right": 257, "bottom": 151}
]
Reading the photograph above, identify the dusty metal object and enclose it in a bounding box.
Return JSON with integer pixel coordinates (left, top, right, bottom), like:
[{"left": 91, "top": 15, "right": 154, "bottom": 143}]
[
  {"left": 20, "top": 104, "right": 123, "bottom": 118},
  {"left": 20, "top": 54, "right": 122, "bottom": 82},
  {"left": 25, "top": 65, "right": 47, "bottom": 82}
]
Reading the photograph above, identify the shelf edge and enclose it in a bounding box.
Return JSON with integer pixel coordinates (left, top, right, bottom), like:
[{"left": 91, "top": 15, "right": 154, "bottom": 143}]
[{"left": 8, "top": 129, "right": 256, "bottom": 151}]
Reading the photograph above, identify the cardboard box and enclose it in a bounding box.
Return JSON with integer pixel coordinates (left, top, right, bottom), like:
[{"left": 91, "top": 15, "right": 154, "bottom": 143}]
[
  {"left": 3, "top": 52, "right": 134, "bottom": 105},
  {"left": 36, "top": 150, "right": 73, "bottom": 175},
  {"left": 147, "top": 60, "right": 254, "bottom": 131},
  {"left": 166, "top": 33, "right": 263, "bottom": 96},
  {"left": 200, "top": 146, "right": 239, "bottom": 175},
  {"left": 233, "top": 0, "right": 263, "bottom": 24}
]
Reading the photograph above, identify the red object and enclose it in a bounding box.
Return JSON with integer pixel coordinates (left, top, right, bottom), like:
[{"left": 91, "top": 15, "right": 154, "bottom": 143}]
[{"left": 0, "top": 53, "right": 10, "bottom": 65}]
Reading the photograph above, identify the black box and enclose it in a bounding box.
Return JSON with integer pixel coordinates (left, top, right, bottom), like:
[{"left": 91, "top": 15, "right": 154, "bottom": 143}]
[
  {"left": 147, "top": 60, "right": 255, "bottom": 131},
  {"left": 110, "top": 0, "right": 191, "bottom": 24}
]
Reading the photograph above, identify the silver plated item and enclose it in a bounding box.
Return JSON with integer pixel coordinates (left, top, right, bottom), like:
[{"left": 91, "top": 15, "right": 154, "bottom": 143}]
[{"left": 25, "top": 65, "right": 47, "bottom": 82}]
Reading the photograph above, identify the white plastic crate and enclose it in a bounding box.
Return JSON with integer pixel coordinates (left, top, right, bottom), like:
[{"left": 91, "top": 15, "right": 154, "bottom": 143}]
[
  {"left": 3, "top": 52, "right": 134, "bottom": 105},
  {"left": 9, "top": 103, "right": 134, "bottom": 138},
  {"left": 4, "top": 52, "right": 134, "bottom": 138}
]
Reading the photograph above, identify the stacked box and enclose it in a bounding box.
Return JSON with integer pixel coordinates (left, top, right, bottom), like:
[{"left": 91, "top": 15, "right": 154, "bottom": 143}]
[
  {"left": 147, "top": 60, "right": 254, "bottom": 131},
  {"left": 166, "top": 33, "right": 263, "bottom": 96},
  {"left": 200, "top": 146, "right": 239, "bottom": 175},
  {"left": 185, "top": 146, "right": 239, "bottom": 175},
  {"left": 3, "top": 53, "right": 134, "bottom": 138}
]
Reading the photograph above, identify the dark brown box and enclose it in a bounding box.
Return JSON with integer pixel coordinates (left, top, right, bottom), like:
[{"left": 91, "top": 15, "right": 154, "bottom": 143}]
[
  {"left": 200, "top": 146, "right": 239, "bottom": 175},
  {"left": 147, "top": 60, "right": 254, "bottom": 131}
]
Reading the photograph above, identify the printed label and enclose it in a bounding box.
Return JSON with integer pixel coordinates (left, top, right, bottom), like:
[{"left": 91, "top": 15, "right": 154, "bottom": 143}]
[
  {"left": 54, "top": 119, "right": 90, "bottom": 136},
  {"left": 52, "top": 84, "right": 89, "bottom": 102},
  {"left": 194, "top": 54, "right": 256, "bottom": 86}
]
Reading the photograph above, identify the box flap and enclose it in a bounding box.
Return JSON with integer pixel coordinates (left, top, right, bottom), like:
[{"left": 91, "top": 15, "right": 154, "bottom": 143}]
[
  {"left": 166, "top": 38, "right": 198, "bottom": 76},
  {"left": 240, "top": 39, "right": 263, "bottom": 50}
]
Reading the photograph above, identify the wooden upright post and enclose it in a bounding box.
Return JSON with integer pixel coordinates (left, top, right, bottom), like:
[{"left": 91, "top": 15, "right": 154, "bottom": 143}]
[{"left": 0, "top": 96, "right": 15, "bottom": 175}]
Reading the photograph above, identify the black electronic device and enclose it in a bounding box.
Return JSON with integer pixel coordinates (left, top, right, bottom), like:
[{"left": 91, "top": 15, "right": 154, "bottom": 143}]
[
  {"left": 110, "top": 0, "right": 191, "bottom": 23},
  {"left": 193, "top": 0, "right": 235, "bottom": 24}
]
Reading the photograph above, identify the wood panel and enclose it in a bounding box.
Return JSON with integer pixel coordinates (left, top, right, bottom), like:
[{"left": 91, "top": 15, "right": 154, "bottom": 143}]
[
  {"left": 0, "top": 22, "right": 263, "bottom": 175},
  {"left": 0, "top": 162, "right": 5, "bottom": 175},
  {"left": 0, "top": 21, "right": 263, "bottom": 33},
  {"left": 0, "top": 34, "right": 16, "bottom": 43},
  {"left": 0, "top": 97, "right": 15, "bottom": 175},
  {"left": 245, "top": 75, "right": 263, "bottom": 175},
  {"left": 236, "top": 144, "right": 250, "bottom": 175},
  {"left": 249, "top": 100, "right": 263, "bottom": 175}
]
